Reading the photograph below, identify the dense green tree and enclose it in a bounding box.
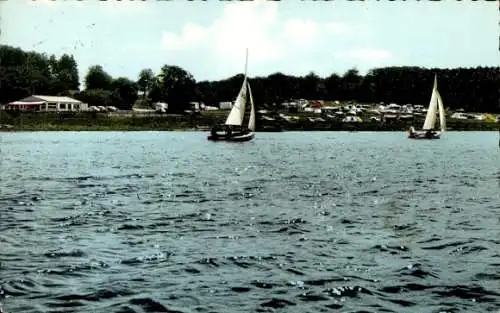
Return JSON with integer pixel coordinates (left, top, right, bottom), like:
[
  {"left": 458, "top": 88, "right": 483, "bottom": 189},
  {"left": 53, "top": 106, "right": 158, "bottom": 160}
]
[
  {"left": 324, "top": 73, "right": 341, "bottom": 101},
  {"left": 148, "top": 80, "right": 163, "bottom": 105},
  {"left": 57, "top": 54, "right": 79, "bottom": 90},
  {"left": 110, "top": 77, "right": 138, "bottom": 109},
  {"left": 47, "top": 53, "right": 79, "bottom": 94},
  {"left": 0, "top": 44, "right": 499, "bottom": 113},
  {"left": 84, "top": 65, "right": 112, "bottom": 90},
  {"left": 265, "top": 72, "right": 297, "bottom": 104},
  {"left": 152, "top": 65, "right": 197, "bottom": 112},
  {"left": 340, "top": 68, "right": 362, "bottom": 101},
  {"left": 137, "top": 68, "right": 155, "bottom": 99},
  {"left": 196, "top": 81, "right": 218, "bottom": 106},
  {"left": 0, "top": 45, "right": 52, "bottom": 101},
  {"left": 300, "top": 71, "right": 326, "bottom": 100},
  {"left": 74, "top": 89, "right": 113, "bottom": 107}
]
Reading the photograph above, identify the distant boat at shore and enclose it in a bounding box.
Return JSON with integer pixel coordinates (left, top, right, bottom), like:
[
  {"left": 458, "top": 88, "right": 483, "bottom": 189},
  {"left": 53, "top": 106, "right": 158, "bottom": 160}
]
[
  {"left": 408, "top": 74, "right": 446, "bottom": 140},
  {"left": 207, "top": 49, "right": 255, "bottom": 142},
  {"left": 258, "top": 125, "right": 284, "bottom": 132}
]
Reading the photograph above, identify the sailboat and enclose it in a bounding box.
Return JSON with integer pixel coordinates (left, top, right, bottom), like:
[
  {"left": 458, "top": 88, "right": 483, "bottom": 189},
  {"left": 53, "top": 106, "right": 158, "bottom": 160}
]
[
  {"left": 408, "top": 74, "right": 446, "bottom": 140},
  {"left": 207, "top": 49, "right": 256, "bottom": 142}
]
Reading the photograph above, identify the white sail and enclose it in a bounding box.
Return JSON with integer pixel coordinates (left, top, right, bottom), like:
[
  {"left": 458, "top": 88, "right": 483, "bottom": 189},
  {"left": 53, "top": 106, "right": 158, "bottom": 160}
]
[
  {"left": 224, "top": 49, "right": 249, "bottom": 126},
  {"left": 224, "top": 78, "right": 247, "bottom": 126},
  {"left": 437, "top": 90, "right": 446, "bottom": 132},
  {"left": 247, "top": 81, "right": 256, "bottom": 132},
  {"left": 422, "top": 75, "right": 439, "bottom": 130}
]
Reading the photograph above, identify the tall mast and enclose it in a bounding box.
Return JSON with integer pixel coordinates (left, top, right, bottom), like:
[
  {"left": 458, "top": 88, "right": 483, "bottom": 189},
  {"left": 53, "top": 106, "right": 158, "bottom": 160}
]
[{"left": 244, "top": 48, "right": 249, "bottom": 78}]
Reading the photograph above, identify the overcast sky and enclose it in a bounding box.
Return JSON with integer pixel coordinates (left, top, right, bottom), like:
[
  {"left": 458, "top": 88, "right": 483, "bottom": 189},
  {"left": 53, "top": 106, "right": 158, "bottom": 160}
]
[{"left": 1, "top": 0, "right": 498, "bottom": 84}]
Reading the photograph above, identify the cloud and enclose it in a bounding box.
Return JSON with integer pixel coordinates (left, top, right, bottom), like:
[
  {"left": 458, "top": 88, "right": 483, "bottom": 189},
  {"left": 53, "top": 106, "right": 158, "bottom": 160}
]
[
  {"left": 96, "top": 0, "right": 148, "bottom": 15},
  {"left": 334, "top": 48, "right": 394, "bottom": 61},
  {"left": 27, "top": 0, "right": 57, "bottom": 7},
  {"left": 332, "top": 48, "right": 395, "bottom": 72},
  {"left": 28, "top": 0, "right": 148, "bottom": 14},
  {"left": 161, "top": 0, "right": 282, "bottom": 64},
  {"left": 283, "top": 18, "right": 321, "bottom": 44},
  {"left": 27, "top": 0, "right": 87, "bottom": 8},
  {"left": 325, "top": 22, "right": 353, "bottom": 34},
  {"left": 159, "top": 0, "right": 355, "bottom": 73},
  {"left": 159, "top": 24, "right": 207, "bottom": 52}
]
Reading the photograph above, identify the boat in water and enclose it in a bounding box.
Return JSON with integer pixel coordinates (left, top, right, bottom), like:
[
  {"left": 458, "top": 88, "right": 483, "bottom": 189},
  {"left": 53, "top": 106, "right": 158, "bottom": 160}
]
[
  {"left": 207, "top": 49, "right": 256, "bottom": 142},
  {"left": 258, "top": 125, "right": 284, "bottom": 132},
  {"left": 408, "top": 74, "right": 446, "bottom": 140}
]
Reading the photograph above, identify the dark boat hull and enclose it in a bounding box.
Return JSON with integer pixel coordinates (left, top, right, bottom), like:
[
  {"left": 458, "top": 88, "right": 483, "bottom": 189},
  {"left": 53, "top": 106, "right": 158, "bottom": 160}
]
[
  {"left": 207, "top": 131, "right": 254, "bottom": 142},
  {"left": 408, "top": 130, "right": 441, "bottom": 140}
]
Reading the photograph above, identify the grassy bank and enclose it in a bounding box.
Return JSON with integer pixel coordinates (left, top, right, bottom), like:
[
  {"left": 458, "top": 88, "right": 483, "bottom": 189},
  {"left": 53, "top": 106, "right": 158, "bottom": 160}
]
[
  {"left": 0, "top": 111, "right": 498, "bottom": 131},
  {"left": 0, "top": 111, "right": 198, "bottom": 131}
]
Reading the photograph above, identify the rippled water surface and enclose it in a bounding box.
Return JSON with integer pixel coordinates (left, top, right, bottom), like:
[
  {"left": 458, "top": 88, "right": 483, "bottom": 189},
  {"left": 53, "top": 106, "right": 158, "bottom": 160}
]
[{"left": 1, "top": 131, "right": 500, "bottom": 313}]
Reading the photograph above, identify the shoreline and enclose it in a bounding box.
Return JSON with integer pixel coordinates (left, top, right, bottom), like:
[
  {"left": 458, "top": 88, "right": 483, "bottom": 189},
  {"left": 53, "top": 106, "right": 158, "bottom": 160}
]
[
  {"left": 0, "top": 111, "right": 498, "bottom": 132},
  {"left": 1, "top": 128, "right": 499, "bottom": 133},
  {"left": 2, "top": 126, "right": 498, "bottom": 132}
]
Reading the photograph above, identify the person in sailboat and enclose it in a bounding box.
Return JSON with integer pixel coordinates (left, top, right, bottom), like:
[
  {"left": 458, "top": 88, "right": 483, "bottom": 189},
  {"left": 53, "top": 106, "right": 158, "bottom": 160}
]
[
  {"left": 426, "top": 129, "right": 439, "bottom": 138},
  {"left": 211, "top": 126, "right": 219, "bottom": 138},
  {"left": 225, "top": 125, "right": 233, "bottom": 138}
]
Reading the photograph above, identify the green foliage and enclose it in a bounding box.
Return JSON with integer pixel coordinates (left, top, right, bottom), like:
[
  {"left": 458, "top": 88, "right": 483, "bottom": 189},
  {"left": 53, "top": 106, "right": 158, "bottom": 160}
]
[
  {"left": 84, "top": 65, "right": 113, "bottom": 90},
  {"left": 80, "top": 67, "right": 137, "bottom": 109},
  {"left": 110, "top": 77, "right": 138, "bottom": 110},
  {"left": 1, "top": 110, "right": 497, "bottom": 132},
  {"left": 49, "top": 54, "right": 79, "bottom": 93},
  {"left": 199, "top": 66, "right": 500, "bottom": 113},
  {"left": 0, "top": 45, "right": 80, "bottom": 102},
  {"left": 0, "top": 44, "right": 499, "bottom": 114},
  {"left": 133, "top": 98, "right": 152, "bottom": 109},
  {"left": 137, "top": 68, "right": 155, "bottom": 99},
  {"left": 153, "top": 65, "right": 197, "bottom": 112},
  {"left": 74, "top": 89, "right": 113, "bottom": 107}
]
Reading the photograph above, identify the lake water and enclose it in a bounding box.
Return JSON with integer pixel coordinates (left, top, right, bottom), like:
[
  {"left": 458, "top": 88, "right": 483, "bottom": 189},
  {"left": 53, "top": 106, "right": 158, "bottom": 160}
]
[{"left": 1, "top": 131, "right": 499, "bottom": 313}]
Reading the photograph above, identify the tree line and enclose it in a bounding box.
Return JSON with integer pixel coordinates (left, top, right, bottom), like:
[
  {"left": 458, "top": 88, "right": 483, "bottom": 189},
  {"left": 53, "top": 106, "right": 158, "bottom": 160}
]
[{"left": 1, "top": 44, "right": 498, "bottom": 113}]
